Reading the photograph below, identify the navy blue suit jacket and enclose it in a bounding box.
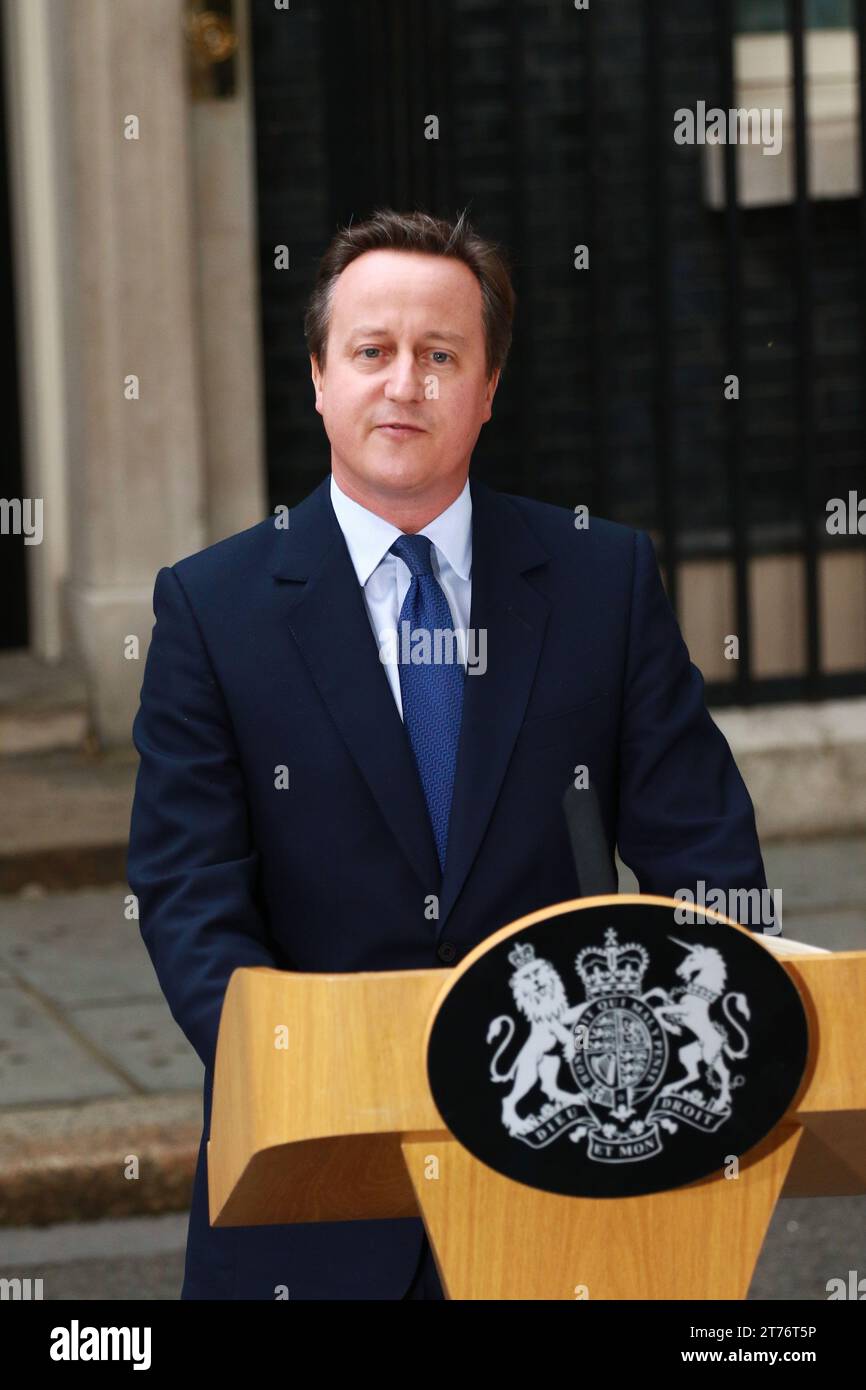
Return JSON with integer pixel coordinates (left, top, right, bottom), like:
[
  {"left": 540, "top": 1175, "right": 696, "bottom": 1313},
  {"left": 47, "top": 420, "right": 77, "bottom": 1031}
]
[{"left": 127, "top": 472, "right": 767, "bottom": 1299}]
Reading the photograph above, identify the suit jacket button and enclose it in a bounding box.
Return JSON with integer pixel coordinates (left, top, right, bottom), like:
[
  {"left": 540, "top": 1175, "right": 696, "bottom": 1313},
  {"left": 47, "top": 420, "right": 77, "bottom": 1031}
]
[{"left": 437, "top": 940, "right": 457, "bottom": 963}]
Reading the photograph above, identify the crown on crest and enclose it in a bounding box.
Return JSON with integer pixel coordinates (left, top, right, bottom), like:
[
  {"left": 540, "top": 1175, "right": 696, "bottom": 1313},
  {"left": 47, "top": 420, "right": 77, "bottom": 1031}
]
[
  {"left": 508, "top": 941, "right": 536, "bottom": 970},
  {"left": 575, "top": 927, "right": 648, "bottom": 998}
]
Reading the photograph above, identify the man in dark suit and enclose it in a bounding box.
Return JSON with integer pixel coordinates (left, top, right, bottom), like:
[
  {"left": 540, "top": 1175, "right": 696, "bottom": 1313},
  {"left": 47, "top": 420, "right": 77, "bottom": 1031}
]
[{"left": 127, "top": 208, "right": 768, "bottom": 1300}]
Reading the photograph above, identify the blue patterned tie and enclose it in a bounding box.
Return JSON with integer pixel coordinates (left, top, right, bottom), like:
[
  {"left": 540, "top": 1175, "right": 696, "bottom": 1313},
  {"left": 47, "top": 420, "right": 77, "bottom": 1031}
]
[{"left": 389, "top": 534, "right": 465, "bottom": 872}]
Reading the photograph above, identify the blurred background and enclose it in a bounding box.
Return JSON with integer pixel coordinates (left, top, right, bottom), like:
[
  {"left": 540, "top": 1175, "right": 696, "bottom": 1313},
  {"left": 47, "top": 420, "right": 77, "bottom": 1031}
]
[{"left": 0, "top": 0, "right": 863, "bottom": 1299}]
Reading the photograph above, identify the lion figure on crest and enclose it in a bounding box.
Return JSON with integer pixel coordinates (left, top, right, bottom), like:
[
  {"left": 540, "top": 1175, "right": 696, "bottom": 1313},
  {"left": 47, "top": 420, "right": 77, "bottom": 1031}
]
[{"left": 487, "top": 945, "right": 587, "bottom": 1136}]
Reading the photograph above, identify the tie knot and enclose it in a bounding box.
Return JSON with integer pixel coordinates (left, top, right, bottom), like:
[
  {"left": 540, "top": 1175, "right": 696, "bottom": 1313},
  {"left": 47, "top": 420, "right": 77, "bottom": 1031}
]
[{"left": 389, "top": 532, "right": 435, "bottom": 577}]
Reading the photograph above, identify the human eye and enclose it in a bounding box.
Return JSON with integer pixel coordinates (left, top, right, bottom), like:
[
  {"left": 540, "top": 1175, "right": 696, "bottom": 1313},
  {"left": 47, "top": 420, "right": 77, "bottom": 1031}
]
[
  {"left": 357, "top": 346, "right": 383, "bottom": 360},
  {"left": 429, "top": 350, "right": 453, "bottom": 364}
]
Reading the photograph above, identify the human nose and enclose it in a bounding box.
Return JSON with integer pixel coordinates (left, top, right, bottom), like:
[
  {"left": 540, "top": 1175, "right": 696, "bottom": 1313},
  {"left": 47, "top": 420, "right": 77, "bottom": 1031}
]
[{"left": 383, "top": 349, "right": 424, "bottom": 402}]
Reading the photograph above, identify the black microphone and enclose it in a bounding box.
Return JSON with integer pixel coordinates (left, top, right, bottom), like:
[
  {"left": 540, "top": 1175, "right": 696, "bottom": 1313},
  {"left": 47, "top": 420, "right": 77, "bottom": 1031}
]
[{"left": 561, "top": 779, "right": 618, "bottom": 897}]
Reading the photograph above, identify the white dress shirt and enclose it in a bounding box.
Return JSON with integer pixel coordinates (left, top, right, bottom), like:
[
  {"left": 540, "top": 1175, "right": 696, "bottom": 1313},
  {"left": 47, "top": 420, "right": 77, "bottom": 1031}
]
[{"left": 329, "top": 471, "right": 473, "bottom": 721}]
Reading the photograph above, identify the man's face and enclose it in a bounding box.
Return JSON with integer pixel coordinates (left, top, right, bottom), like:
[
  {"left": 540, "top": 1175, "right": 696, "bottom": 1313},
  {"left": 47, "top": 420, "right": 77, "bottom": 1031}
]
[{"left": 310, "top": 249, "right": 500, "bottom": 511}]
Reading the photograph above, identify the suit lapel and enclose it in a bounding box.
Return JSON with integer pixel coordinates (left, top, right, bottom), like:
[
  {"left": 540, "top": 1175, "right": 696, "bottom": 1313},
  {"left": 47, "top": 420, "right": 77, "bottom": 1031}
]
[
  {"left": 266, "top": 475, "right": 441, "bottom": 893},
  {"left": 266, "top": 473, "right": 551, "bottom": 933}
]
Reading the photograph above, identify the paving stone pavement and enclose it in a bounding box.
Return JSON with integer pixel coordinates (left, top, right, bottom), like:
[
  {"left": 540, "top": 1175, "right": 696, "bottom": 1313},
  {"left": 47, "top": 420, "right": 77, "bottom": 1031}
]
[
  {"left": 0, "top": 833, "right": 863, "bottom": 1297},
  {"left": 0, "top": 885, "right": 203, "bottom": 1108}
]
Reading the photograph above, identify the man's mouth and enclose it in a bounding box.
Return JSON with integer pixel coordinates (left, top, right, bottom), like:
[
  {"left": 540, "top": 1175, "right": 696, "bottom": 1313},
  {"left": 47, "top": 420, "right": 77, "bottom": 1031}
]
[{"left": 376, "top": 423, "right": 425, "bottom": 435}]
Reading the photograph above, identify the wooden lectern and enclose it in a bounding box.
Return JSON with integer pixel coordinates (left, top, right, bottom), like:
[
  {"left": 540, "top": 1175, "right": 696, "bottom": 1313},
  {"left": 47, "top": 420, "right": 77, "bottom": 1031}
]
[{"left": 207, "top": 894, "right": 866, "bottom": 1300}]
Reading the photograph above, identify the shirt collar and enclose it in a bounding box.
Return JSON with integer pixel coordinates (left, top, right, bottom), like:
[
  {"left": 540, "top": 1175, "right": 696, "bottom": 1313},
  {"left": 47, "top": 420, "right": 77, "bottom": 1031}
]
[{"left": 329, "top": 471, "right": 472, "bottom": 586}]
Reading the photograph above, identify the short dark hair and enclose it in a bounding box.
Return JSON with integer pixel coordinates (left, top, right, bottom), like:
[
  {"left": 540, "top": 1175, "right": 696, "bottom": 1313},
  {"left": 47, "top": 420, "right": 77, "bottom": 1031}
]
[{"left": 304, "top": 207, "right": 516, "bottom": 381}]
